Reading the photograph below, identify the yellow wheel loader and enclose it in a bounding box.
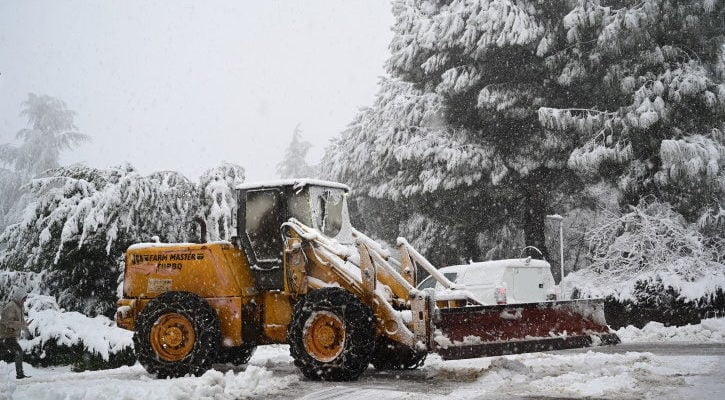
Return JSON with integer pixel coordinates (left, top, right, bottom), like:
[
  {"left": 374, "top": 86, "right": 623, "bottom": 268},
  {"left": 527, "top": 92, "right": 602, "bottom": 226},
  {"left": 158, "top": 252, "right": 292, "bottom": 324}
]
[{"left": 116, "top": 179, "right": 618, "bottom": 380}]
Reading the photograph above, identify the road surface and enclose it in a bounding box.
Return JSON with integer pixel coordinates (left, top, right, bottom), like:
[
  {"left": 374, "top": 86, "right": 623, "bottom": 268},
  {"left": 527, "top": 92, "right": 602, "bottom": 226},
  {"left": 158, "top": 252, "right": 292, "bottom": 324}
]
[
  {"left": 5, "top": 342, "right": 724, "bottom": 399},
  {"left": 259, "top": 343, "right": 725, "bottom": 400}
]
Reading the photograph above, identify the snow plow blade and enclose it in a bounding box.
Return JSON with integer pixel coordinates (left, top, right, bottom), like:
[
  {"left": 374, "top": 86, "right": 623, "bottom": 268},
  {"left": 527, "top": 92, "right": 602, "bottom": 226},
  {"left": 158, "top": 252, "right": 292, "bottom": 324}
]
[{"left": 433, "top": 299, "right": 619, "bottom": 360}]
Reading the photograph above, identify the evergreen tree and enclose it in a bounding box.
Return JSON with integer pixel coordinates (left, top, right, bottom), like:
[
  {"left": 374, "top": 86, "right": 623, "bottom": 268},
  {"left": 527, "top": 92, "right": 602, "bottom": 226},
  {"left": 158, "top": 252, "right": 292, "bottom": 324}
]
[
  {"left": 0, "top": 162, "right": 245, "bottom": 316},
  {"left": 538, "top": 0, "right": 725, "bottom": 236},
  {"left": 0, "top": 94, "right": 90, "bottom": 233},
  {"left": 324, "top": 0, "right": 724, "bottom": 268},
  {"left": 325, "top": 1, "right": 584, "bottom": 263},
  {"left": 0, "top": 93, "right": 90, "bottom": 176},
  {"left": 277, "top": 124, "right": 317, "bottom": 179}
]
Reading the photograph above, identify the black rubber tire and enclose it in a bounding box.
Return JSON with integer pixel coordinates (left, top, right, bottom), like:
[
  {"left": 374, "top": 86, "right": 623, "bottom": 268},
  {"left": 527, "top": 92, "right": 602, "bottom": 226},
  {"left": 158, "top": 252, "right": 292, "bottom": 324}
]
[
  {"left": 288, "top": 287, "right": 375, "bottom": 381},
  {"left": 216, "top": 344, "right": 257, "bottom": 365},
  {"left": 133, "top": 291, "right": 220, "bottom": 378},
  {"left": 371, "top": 337, "right": 427, "bottom": 370}
]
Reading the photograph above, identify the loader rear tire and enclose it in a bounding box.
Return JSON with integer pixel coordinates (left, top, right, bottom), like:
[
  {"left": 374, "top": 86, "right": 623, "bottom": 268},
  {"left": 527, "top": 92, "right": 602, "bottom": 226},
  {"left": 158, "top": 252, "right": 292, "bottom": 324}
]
[
  {"left": 217, "top": 345, "right": 257, "bottom": 365},
  {"left": 133, "top": 291, "right": 220, "bottom": 378},
  {"left": 371, "top": 337, "right": 427, "bottom": 370},
  {"left": 288, "top": 287, "right": 375, "bottom": 381}
]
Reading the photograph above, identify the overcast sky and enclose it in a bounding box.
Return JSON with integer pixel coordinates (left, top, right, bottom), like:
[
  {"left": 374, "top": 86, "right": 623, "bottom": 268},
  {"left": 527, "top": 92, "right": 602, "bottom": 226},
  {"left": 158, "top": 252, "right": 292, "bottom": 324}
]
[{"left": 0, "top": 0, "right": 393, "bottom": 181}]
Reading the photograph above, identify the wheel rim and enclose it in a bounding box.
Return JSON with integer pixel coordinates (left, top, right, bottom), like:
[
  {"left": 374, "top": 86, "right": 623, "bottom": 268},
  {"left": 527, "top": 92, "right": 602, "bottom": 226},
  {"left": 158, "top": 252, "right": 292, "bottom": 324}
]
[
  {"left": 303, "top": 311, "right": 346, "bottom": 362},
  {"left": 150, "top": 313, "right": 196, "bottom": 362}
]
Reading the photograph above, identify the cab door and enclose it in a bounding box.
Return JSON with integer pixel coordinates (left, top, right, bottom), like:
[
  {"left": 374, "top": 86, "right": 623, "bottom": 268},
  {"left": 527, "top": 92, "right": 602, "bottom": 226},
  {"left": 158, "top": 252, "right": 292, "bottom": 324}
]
[{"left": 240, "top": 189, "right": 285, "bottom": 290}]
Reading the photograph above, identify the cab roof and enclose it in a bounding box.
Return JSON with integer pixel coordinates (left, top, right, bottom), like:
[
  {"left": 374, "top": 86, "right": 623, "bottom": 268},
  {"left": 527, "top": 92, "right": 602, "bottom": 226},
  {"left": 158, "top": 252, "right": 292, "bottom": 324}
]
[{"left": 236, "top": 179, "right": 350, "bottom": 192}]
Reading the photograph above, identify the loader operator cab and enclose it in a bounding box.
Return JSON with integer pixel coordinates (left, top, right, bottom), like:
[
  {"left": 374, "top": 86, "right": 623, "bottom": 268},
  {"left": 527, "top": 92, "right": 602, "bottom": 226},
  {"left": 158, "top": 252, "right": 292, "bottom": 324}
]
[{"left": 236, "top": 179, "right": 353, "bottom": 290}]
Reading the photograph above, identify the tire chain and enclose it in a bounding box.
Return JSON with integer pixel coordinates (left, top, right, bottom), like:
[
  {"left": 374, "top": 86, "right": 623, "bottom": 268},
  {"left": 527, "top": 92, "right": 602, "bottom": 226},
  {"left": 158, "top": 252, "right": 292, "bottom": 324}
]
[
  {"left": 288, "top": 287, "right": 375, "bottom": 381},
  {"left": 133, "top": 291, "right": 220, "bottom": 378}
]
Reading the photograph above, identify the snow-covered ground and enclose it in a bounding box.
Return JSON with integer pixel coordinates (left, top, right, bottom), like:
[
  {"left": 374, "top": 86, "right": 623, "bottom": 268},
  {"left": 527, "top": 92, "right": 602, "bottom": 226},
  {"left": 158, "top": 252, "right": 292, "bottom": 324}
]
[
  {"left": 1, "top": 319, "right": 724, "bottom": 400},
  {"left": 617, "top": 318, "right": 725, "bottom": 343}
]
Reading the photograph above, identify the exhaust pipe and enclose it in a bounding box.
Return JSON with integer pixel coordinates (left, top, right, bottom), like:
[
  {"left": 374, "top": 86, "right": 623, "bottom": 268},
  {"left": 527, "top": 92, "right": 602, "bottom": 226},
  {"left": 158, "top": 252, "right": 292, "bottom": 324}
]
[{"left": 194, "top": 216, "right": 207, "bottom": 243}]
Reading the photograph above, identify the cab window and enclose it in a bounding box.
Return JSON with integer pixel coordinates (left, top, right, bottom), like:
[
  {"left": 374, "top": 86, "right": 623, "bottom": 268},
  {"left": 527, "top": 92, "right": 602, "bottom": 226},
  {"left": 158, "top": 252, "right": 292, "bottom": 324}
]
[
  {"left": 311, "top": 188, "right": 344, "bottom": 237},
  {"left": 287, "top": 188, "right": 313, "bottom": 226},
  {"left": 245, "top": 190, "right": 282, "bottom": 262}
]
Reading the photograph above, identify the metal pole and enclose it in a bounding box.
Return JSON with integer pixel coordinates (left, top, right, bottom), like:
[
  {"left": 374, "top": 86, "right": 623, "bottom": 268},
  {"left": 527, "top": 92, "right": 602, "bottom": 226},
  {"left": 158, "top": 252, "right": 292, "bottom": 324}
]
[{"left": 559, "top": 220, "right": 565, "bottom": 300}]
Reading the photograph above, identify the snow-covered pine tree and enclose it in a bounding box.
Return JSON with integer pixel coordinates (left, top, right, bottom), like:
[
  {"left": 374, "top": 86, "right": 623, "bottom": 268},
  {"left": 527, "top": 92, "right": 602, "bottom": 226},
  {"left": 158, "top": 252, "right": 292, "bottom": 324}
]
[
  {"left": 0, "top": 164, "right": 196, "bottom": 315},
  {"left": 325, "top": 1, "right": 590, "bottom": 263},
  {"left": 531, "top": 0, "right": 725, "bottom": 306},
  {"left": 0, "top": 94, "right": 90, "bottom": 176},
  {"left": 277, "top": 124, "right": 317, "bottom": 179},
  {"left": 322, "top": 77, "right": 489, "bottom": 264},
  {"left": 326, "top": 0, "right": 724, "bottom": 271},
  {"left": 0, "top": 94, "right": 90, "bottom": 233},
  {"left": 538, "top": 0, "right": 725, "bottom": 237},
  {"left": 0, "top": 162, "right": 245, "bottom": 316}
]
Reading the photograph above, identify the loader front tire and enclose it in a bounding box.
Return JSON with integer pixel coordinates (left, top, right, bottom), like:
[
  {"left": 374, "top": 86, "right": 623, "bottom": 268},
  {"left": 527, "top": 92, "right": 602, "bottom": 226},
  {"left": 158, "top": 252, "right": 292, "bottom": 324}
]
[
  {"left": 134, "top": 291, "right": 220, "bottom": 378},
  {"left": 288, "top": 287, "right": 375, "bottom": 381}
]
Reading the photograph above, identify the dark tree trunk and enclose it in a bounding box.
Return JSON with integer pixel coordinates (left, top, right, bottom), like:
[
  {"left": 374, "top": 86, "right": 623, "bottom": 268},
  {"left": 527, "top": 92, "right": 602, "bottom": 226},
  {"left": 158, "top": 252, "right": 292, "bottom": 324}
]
[{"left": 522, "top": 173, "right": 550, "bottom": 261}]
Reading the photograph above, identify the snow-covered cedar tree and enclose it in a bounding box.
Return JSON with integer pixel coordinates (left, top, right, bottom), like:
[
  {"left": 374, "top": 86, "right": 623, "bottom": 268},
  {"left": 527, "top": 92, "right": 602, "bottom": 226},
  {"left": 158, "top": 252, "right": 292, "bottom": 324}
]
[
  {"left": 564, "top": 199, "right": 725, "bottom": 301},
  {"left": 0, "top": 94, "right": 90, "bottom": 176},
  {"left": 276, "top": 124, "right": 318, "bottom": 179},
  {"left": 198, "top": 162, "right": 246, "bottom": 241},
  {"left": 324, "top": 1, "right": 596, "bottom": 263},
  {"left": 0, "top": 162, "right": 245, "bottom": 317},
  {"left": 0, "top": 94, "right": 90, "bottom": 233},
  {"left": 321, "top": 79, "right": 494, "bottom": 265},
  {"left": 0, "top": 164, "right": 194, "bottom": 316},
  {"left": 537, "top": 0, "right": 725, "bottom": 237},
  {"left": 324, "top": 0, "right": 724, "bottom": 268}
]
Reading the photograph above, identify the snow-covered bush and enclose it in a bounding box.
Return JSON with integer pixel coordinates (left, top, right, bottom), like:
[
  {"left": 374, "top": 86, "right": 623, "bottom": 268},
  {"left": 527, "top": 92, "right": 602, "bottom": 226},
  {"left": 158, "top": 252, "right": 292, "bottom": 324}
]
[
  {"left": 570, "top": 200, "right": 725, "bottom": 298},
  {"left": 564, "top": 200, "right": 725, "bottom": 326},
  {"left": 0, "top": 295, "right": 135, "bottom": 371},
  {"left": 0, "top": 164, "right": 191, "bottom": 316},
  {"left": 601, "top": 282, "right": 725, "bottom": 328}
]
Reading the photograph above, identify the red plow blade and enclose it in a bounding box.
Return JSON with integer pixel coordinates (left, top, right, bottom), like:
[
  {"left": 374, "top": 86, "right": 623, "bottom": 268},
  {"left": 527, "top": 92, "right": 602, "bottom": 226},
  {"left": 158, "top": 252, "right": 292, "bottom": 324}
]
[{"left": 432, "top": 299, "right": 620, "bottom": 360}]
